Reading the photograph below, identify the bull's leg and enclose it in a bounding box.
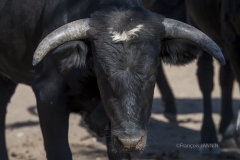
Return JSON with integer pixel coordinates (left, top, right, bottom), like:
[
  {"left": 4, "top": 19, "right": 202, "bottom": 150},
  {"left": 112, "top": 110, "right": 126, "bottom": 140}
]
[
  {"left": 32, "top": 76, "right": 71, "bottom": 160},
  {"left": 222, "top": 40, "right": 240, "bottom": 147},
  {"left": 156, "top": 60, "right": 176, "bottom": 122},
  {"left": 0, "top": 76, "right": 17, "bottom": 160},
  {"left": 197, "top": 53, "right": 220, "bottom": 154},
  {"left": 219, "top": 60, "right": 234, "bottom": 135}
]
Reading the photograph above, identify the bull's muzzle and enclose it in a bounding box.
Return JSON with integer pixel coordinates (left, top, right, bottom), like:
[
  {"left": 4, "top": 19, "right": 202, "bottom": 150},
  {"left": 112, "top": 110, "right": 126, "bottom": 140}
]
[
  {"left": 118, "top": 135, "right": 144, "bottom": 150},
  {"left": 113, "top": 131, "right": 146, "bottom": 152}
]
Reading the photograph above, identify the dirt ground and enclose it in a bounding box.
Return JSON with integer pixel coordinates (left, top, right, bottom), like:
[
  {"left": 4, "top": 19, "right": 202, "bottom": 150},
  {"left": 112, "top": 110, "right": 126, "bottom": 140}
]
[{"left": 5, "top": 60, "right": 240, "bottom": 160}]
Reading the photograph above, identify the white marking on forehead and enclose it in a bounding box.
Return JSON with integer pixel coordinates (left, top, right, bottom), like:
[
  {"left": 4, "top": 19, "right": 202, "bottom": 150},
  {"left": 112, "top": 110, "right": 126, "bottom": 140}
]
[{"left": 108, "top": 24, "right": 144, "bottom": 42}]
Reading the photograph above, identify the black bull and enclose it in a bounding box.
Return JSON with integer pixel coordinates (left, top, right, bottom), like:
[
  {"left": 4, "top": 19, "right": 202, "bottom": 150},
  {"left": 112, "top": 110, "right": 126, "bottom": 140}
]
[
  {"left": 0, "top": 0, "right": 225, "bottom": 159},
  {"left": 185, "top": 0, "right": 240, "bottom": 153}
]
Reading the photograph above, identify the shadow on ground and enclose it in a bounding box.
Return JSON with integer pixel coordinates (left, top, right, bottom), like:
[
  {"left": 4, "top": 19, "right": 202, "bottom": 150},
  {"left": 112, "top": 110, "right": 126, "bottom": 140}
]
[
  {"left": 7, "top": 98, "right": 240, "bottom": 130},
  {"left": 78, "top": 98, "right": 240, "bottom": 159},
  {"left": 151, "top": 98, "right": 240, "bottom": 114},
  {"left": 5, "top": 98, "right": 240, "bottom": 159}
]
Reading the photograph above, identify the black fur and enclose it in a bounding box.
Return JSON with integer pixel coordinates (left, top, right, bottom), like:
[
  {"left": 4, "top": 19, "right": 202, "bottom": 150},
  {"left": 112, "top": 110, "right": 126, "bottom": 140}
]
[
  {"left": 52, "top": 41, "right": 89, "bottom": 73},
  {"left": 0, "top": 0, "right": 220, "bottom": 159},
  {"left": 160, "top": 38, "right": 201, "bottom": 65}
]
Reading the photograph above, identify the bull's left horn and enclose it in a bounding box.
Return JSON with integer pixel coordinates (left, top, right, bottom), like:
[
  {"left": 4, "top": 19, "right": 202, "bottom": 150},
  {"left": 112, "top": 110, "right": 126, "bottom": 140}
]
[
  {"left": 162, "top": 18, "right": 225, "bottom": 65},
  {"left": 32, "top": 18, "right": 91, "bottom": 66}
]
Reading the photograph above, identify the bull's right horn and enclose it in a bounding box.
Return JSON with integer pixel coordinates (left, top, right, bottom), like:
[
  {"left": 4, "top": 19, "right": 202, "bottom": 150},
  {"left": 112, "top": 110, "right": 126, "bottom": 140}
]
[
  {"left": 162, "top": 18, "right": 225, "bottom": 65},
  {"left": 32, "top": 18, "right": 91, "bottom": 66}
]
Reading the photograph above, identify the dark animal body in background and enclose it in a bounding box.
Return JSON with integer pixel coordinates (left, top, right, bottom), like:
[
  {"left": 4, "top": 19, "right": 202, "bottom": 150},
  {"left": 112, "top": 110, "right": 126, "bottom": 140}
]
[
  {"left": 146, "top": 0, "right": 239, "bottom": 154},
  {"left": 186, "top": 0, "right": 240, "bottom": 154},
  {"left": 142, "top": 0, "right": 186, "bottom": 23},
  {"left": 142, "top": 0, "right": 186, "bottom": 121},
  {"left": 0, "top": 0, "right": 225, "bottom": 159}
]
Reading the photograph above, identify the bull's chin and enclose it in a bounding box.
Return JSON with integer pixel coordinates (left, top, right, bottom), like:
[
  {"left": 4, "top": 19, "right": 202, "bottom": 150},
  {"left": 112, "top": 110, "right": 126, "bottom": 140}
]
[{"left": 117, "top": 148, "right": 143, "bottom": 153}]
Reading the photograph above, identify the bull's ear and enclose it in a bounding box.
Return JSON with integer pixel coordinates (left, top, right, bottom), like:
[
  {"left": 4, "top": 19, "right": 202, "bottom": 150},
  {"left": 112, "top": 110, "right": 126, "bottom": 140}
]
[
  {"left": 51, "top": 40, "right": 89, "bottom": 73},
  {"left": 160, "top": 38, "right": 202, "bottom": 66}
]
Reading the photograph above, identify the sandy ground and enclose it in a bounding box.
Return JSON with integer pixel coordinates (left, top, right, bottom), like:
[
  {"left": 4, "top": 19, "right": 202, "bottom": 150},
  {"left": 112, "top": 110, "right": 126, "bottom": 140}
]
[{"left": 5, "top": 60, "right": 240, "bottom": 160}]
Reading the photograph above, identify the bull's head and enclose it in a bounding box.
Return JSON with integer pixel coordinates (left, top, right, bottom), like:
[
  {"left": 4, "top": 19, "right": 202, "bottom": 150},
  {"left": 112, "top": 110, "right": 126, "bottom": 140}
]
[{"left": 32, "top": 8, "right": 225, "bottom": 152}]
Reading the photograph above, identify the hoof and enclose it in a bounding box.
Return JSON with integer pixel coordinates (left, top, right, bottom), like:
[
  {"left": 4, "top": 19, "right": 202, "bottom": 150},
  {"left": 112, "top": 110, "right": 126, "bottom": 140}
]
[
  {"left": 199, "top": 146, "right": 221, "bottom": 155},
  {"left": 221, "top": 137, "right": 238, "bottom": 148},
  {"left": 222, "top": 120, "right": 240, "bottom": 148},
  {"left": 163, "top": 112, "right": 177, "bottom": 122}
]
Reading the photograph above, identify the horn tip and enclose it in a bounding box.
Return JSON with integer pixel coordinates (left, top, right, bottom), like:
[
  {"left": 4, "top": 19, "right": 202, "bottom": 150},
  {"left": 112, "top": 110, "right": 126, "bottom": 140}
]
[
  {"left": 219, "top": 57, "right": 226, "bottom": 65},
  {"left": 32, "top": 59, "right": 39, "bottom": 66}
]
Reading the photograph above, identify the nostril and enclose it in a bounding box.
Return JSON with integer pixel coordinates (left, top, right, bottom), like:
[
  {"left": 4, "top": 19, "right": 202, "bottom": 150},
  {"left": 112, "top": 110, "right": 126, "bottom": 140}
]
[{"left": 117, "top": 135, "right": 144, "bottom": 149}]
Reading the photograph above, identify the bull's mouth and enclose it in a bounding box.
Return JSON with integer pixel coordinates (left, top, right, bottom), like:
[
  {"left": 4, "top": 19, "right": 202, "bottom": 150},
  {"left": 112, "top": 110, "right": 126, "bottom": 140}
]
[
  {"left": 118, "top": 148, "right": 140, "bottom": 153},
  {"left": 113, "top": 135, "right": 146, "bottom": 152}
]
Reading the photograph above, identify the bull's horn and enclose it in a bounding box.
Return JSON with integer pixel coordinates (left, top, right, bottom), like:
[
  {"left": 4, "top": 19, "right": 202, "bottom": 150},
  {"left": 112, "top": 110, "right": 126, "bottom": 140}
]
[
  {"left": 32, "top": 18, "right": 91, "bottom": 66},
  {"left": 162, "top": 18, "right": 225, "bottom": 65}
]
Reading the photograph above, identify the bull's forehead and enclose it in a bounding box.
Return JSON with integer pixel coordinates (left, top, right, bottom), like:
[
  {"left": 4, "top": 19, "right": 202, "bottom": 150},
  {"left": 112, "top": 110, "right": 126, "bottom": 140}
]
[
  {"left": 89, "top": 8, "right": 165, "bottom": 43},
  {"left": 108, "top": 24, "right": 144, "bottom": 42},
  {"left": 94, "top": 40, "right": 159, "bottom": 79}
]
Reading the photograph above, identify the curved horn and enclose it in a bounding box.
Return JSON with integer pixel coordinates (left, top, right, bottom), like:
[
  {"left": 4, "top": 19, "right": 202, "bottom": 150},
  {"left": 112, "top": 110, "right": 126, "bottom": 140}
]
[
  {"left": 162, "top": 18, "right": 225, "bottom": 65},
  {"left": 32, "top": 18, "right": 91, "bottom": 66}
]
